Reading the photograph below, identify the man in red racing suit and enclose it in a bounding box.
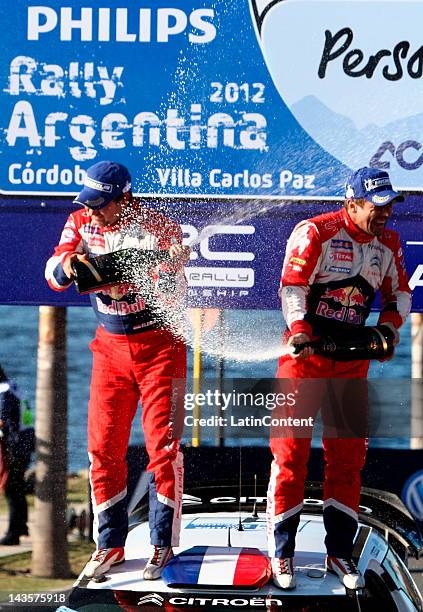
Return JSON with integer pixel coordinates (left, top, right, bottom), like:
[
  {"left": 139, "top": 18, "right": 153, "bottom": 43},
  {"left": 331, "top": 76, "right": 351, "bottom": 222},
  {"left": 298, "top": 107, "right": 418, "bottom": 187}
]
[
  {"left": 45, "top": 161, "right": 189, "bottom": 580},
  {"left": 267, "top": 167, "right": 411, "bottom": 591}
]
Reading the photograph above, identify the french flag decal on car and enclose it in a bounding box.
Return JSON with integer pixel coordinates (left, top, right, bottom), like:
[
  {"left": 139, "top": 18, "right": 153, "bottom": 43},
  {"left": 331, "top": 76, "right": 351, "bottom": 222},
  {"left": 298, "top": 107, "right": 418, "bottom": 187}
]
[{"left": 162, "top": 546, "right": 271, "bottom": 588}]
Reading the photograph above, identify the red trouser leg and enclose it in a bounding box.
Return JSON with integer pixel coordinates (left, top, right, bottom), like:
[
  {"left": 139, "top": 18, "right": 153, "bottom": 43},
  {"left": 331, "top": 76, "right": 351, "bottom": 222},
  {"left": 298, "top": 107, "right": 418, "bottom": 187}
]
[
  {"left": 267, "top": 353, "right": 369, "bottom": 558},
  {"left": 267, "top": 355, "right": 324, "bottom": 557},
  {"left": 322, "top": 437, "right": 367, "bottom": 556},
  {"left": 267, "top": 436, "right": 312, "bottom": 558},
  {"left": 88, "top": 328, "right": 139, "bottom": 548},
  {"left": 322, "top": 359, "right": 368, "bottom": 556},
  {"left": 131, "top": 329, "right": 187, "bottom": 547},
  {"left": 88, "top": 326, "right": 186, "bottom": 549}
]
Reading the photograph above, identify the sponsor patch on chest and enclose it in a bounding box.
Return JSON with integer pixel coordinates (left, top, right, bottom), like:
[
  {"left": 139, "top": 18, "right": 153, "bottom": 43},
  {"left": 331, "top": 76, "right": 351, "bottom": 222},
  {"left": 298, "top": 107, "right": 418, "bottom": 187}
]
[
  {"left": 329, "top": 251, "right": 353, "bottom": 263},
  {"left": 316, "top": 302, "right": 364, "bottom": 324},
  {"left": 330, "top": 239, "right": 353, "bottom": 250},
  {"left": 82, "top": 226, "right": 105, "bottom": 248},
  {"left": 327, "top": 265, "right": 352, "bottom": 274}
]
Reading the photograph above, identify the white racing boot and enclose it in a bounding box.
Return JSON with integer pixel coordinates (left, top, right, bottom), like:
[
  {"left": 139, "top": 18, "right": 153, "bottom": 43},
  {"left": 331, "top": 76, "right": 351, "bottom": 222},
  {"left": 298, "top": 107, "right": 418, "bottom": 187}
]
[
  {"left": 84, "top": 547, "right": 125, "bottom": 579},
  {"left": 271, "top": 557, "right": 296, "bottom": 589},
  {"left": 326, "top": 556, "right": 365, "bottom": 589},
  {"left": 143, "top": 545, "right": 174, "bottom": 580}
]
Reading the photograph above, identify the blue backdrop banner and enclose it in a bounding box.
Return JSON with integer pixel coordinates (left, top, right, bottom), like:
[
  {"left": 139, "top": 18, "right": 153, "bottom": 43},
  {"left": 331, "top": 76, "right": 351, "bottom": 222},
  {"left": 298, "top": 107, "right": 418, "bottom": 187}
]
[
  {"left": 1, "top": 0, "right": 422, "bottom": 199},
  {"left": 0, "top": 197, "right": 422, "bottom": 311}
]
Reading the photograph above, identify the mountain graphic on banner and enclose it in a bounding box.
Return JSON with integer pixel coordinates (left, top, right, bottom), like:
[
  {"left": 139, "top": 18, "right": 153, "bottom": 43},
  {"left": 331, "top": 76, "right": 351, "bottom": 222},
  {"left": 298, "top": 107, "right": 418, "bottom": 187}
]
[
  {"left": 250, "top": 0, "right": 423, "bottom": 189},
  {"left": 291, "top": 96, "right": 423, "bottom": 186}
]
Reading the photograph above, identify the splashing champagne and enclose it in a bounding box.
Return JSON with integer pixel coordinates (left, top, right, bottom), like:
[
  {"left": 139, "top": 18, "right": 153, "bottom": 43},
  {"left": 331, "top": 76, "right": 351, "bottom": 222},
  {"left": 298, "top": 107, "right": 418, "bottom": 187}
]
[
  {"left": 71, "top": 248, "right": 189, "bottom": 344},
  {"left": 292, "top": 325, "right": 396, "bottom": 361},
  {"left": 71, "top": 249, "right": 170, "bottom": 294}
]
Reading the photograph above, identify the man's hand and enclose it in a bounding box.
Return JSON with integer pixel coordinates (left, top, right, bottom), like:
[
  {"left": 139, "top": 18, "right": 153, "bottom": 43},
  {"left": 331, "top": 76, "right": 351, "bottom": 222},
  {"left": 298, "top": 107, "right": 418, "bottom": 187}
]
[
  {"left": 377, "top": 322, "right": 400, "bottom": 362},
  {"left": 380, "top": 322, "right": 400, "bottom": 346},
  {"left": 168, "top": 244, "right": 191, "bottom": 265},
  {"left": 63, "top": 253, "right": 88, "bottom": 279},
  {"left": 288, "top": 333, "right": 314, "bottom": 359}
]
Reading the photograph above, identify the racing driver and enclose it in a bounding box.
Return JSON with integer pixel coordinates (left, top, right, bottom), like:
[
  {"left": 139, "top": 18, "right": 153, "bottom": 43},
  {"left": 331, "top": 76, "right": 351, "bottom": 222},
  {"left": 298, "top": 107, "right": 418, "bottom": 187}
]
[
  {"left": 267, "top": 167, "right": 411, "bottom": 590},
  {"left": 45, "top": 161, "right": 189, "bottom": 580}
]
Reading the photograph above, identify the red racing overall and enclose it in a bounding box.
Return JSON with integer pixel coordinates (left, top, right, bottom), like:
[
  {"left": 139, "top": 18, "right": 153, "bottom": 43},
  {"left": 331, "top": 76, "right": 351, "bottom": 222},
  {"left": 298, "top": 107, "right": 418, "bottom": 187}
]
[
  {"left": 46, "top": 202, "right": 187, "bottom": 549},
  {"left": 267, "top": 208, "right": 411, "bottom": 559}
]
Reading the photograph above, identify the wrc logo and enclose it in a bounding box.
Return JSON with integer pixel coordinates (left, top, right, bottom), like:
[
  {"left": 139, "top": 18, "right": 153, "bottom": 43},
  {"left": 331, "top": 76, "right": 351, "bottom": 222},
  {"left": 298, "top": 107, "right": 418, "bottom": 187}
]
[{"left": 137, "top": 593, "right": 165, "bottom": 606}]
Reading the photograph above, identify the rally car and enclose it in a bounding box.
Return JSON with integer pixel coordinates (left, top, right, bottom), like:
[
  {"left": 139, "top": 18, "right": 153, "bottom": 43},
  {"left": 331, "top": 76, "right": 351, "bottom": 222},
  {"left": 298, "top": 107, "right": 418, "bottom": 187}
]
[{"left": 68, "top": 480, "right": 423, "bottom": 611}]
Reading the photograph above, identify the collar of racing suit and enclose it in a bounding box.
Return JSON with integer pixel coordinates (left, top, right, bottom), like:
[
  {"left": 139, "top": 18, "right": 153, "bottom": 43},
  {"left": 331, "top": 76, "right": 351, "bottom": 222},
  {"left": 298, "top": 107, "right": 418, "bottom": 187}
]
[{"left": 342, "top": 208, "right": 374, "bottom": 244}]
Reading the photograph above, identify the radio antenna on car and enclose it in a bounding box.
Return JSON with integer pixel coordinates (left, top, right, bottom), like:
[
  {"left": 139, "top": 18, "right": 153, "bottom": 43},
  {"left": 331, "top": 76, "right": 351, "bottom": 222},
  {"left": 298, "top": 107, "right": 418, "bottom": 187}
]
[
  {"left": 252, "top": 474, "right": 258, "bottom": 518},
  {"left": 227, "top": 527, "right": 232, "bottom": 548},
  {"left": 238, "top": 447, "right": 244, "bottom": 531}
]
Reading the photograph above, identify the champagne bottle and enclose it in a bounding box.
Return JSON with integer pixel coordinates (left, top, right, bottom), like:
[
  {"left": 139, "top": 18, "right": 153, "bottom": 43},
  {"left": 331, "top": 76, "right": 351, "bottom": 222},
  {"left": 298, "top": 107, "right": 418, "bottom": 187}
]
[
  {"left": 72, "top": 248, "right": 170, "bottom": 295},
  {"left": 293, "top": 325, "right": 396, "bottom": 361}
]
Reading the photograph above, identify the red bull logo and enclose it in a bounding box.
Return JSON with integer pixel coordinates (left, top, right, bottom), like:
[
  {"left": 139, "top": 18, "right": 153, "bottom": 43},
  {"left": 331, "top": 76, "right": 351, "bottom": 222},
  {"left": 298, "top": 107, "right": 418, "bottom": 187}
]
[
  {"left": 323, "top": 286, "right": 367, "bottom": 307},
  {"left": 317, "top": 286, "right": 366, "bottom": 324},
  {"left": 316, "top": 302, "right": 364, "bottom": 324},
  {"left": 350, "top": 291, "right": 366, "bottom": 306},
  {"left": 323, "top": 287, "right": 350, "bottom": 305}
]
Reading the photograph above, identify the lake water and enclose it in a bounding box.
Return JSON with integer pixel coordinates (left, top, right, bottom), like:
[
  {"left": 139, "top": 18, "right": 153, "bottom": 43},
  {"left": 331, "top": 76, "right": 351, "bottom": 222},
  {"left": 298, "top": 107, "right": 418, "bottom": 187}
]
[{"left": 0, "top": 305, "right": 413, "bottom": 471}]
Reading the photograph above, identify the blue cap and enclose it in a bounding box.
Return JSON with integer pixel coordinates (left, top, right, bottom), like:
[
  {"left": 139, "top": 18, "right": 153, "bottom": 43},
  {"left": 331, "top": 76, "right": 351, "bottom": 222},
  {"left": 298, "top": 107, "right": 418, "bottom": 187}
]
[
  {"left": 345, "top": 167, "right": 404, "bottom": 206},
  {"left": 74, "top": 161, "right": 132, "bottom": 209}
]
